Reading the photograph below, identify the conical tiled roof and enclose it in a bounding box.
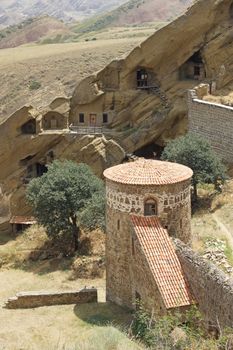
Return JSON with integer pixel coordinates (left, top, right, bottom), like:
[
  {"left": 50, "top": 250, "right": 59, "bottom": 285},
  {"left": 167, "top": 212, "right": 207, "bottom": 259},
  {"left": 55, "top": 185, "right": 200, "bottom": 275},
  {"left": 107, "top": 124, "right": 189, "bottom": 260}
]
[{"left": 104, "top": 159, "right": 193, "bottom": 185}]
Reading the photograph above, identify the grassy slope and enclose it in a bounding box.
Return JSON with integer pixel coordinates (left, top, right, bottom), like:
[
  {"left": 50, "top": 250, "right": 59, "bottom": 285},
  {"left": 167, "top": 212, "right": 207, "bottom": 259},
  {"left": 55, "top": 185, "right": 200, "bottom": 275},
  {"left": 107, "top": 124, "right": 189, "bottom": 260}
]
[
  {"left": 0, "top": 225, "right": 142, "bottom": 350},
  {"left": 192, "top": 181, "right": 233, "bottom": 262},
  {"left": 0, "top": 16, "right": 72, "bottom": 49},
  {"left": 0, "top": 269, "right": 141, "bottom": 350},
  {"left": 1, "top": 181, "right": 233, "bottom": 349},
  {"left": 0, "top": 37, "right": 143, "bottom": 121},
  {"left": 0, "top": 0, "right": 129, "bottom": 29},
  {"left": 71, "top": 0, "right": 193, "bottom": 35},
  {"left": 0, "top": 0, "right": 193, "bottom": 47}
]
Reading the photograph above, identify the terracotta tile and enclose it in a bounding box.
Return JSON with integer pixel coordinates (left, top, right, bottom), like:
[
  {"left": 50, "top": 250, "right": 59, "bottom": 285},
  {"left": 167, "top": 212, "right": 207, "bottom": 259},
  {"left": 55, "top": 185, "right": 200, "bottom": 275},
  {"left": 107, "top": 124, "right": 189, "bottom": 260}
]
[
  {"left": 131, "top": 215, "right": 194, "bottom": 309},
  {"left": 104, "top": 159, "right": 193, "bottom": 186}
]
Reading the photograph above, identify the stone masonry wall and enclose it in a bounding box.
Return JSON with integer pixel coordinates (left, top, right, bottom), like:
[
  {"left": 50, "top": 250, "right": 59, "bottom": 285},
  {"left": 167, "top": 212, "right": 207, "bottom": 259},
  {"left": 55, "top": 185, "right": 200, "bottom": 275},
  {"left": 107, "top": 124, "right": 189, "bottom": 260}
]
[
  {"left": 4, "top": 288, "right": 97, "bottom": 309},
  {"left": 106, "top": 179, "right": 192, "bottom": 243},
  {"left": 188, "top": 89, "right": 233, "bottom": 163},
  {"left": 175, "top": 239, "right": 233, "bottom": 328},
  {"left": 106, "top": 204, "right": 166, "bottom": 313},
  {"left": 105, "top": 178, "right": 192, "bottom": 310}
]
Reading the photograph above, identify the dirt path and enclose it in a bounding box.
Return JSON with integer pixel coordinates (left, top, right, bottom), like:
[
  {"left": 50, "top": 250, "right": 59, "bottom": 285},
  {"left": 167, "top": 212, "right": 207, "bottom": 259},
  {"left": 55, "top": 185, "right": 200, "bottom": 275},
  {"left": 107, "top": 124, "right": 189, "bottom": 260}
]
[{"left": 213, "top": 213, "right": 233, "bottom": 248}]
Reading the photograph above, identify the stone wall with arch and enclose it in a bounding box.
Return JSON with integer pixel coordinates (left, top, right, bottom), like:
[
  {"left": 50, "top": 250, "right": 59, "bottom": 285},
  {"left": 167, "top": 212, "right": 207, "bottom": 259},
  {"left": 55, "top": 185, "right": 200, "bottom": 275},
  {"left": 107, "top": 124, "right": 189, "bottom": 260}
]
[
  {"left": 105, "top": 178, "right": 192, "bottom": 244},
  {"left": 105, "top": 176, "right": 192, "bottom": 310},
  {"left": 42, "top": 111, "right": 68, "bottom": 130}
]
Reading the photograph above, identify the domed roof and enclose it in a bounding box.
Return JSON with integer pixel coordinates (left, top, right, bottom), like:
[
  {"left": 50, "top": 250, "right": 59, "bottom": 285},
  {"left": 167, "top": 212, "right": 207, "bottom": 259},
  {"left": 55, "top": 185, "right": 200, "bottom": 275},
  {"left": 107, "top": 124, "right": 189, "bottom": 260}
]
[{"left": 104, "top": 159, "right": 193, "bottom": 185}]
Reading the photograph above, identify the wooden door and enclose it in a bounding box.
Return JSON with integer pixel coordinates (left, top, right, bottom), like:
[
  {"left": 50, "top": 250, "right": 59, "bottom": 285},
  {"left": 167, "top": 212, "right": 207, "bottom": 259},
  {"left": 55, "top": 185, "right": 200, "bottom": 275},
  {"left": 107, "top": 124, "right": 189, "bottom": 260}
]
[
  {"left": 89, "top": 114, "right": 97, "bottom": 126},
  {"left": 50, "top": 118, "right": 58, "bottom": 129}
]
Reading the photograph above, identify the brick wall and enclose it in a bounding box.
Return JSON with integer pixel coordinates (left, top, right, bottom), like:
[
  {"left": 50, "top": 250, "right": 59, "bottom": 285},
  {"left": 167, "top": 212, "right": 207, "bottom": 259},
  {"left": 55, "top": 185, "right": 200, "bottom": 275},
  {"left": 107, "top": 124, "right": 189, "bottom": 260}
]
[
  {"left": 4, "top": 288, "right": 97, "bottom": 309},
  {"left": 175, "top": 239, "right": 233, "bottom": 328},
  {"left": 188, "top": 89, "right": 233, "bottom": 162}
]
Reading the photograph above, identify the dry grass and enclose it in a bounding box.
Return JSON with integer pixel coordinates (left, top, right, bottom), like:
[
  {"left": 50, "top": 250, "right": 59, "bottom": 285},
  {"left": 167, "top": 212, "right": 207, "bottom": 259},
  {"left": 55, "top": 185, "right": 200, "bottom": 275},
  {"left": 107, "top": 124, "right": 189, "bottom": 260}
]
[
  {"left": 0, "top": 268, "right": 142, "bottom": 350},
  {"left": 0, "top": 37, "right": 145, "bottom": 120},
  {"left": 0, "top": 226, "right": 141, "bottom": 350},
  {"left": 192, "top": 181, "right": 233, "bottom": 258}
]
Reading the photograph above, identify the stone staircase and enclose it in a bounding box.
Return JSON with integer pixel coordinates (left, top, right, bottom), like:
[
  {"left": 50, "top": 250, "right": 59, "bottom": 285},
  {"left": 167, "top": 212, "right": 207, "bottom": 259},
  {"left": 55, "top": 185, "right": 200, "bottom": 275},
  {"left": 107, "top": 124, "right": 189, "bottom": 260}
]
[{"left": 149, "top": 86, "right": 171, "bottom": 109}]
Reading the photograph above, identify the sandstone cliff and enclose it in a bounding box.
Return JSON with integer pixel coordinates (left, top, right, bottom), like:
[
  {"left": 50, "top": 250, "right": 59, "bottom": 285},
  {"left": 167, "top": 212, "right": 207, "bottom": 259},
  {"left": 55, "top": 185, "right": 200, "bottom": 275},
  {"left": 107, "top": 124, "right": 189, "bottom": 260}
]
[{"left": 1, "top": 0, "right": 233, "bottom": 233}]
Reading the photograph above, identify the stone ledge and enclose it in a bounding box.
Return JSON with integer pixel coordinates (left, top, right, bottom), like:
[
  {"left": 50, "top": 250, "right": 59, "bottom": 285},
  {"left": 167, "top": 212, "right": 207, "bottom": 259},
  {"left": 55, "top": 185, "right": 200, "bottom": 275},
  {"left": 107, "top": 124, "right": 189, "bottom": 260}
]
[{"left": 4, "top": 287, "right": 97, "bottom": 309}]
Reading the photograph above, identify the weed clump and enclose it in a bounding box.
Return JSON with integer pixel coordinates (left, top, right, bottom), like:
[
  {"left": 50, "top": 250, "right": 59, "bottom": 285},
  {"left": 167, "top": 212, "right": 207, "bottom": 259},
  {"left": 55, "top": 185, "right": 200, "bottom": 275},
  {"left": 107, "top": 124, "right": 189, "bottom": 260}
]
[
  {"left": 29, "top": 80, "right": 41, "bottom": 90},
  {"left": 130, "top": 304, "right": 233, "bottom": 349}
]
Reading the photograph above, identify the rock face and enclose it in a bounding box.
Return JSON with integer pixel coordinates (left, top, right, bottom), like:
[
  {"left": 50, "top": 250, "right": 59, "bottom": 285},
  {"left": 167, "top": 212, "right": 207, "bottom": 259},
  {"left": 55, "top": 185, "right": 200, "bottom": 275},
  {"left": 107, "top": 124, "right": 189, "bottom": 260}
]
[
  {"left": 70, "top": 0, "right": 233, "bottom": 150},
  {"left": 0, "top": 103, "right": 125, "bottom": 234},
  {"left": 1, "top": 0, "right": 233, "bottom": 232}
]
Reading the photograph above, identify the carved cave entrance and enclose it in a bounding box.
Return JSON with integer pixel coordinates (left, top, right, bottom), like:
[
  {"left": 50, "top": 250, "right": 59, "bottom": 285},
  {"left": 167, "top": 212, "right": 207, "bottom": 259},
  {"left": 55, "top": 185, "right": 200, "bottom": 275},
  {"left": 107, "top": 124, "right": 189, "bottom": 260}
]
[
  {"left": 179, "top": 50, "right": 206, "bottom": 81},
  {"left": 25, "top": 163, "right": 48, "bottom": 183},
  {"left": 134, "top": 143, "right": 164, "bottom": 159},
  {"left": 137, "top": 68, "right": 148, "bottom": 88},
  {"left": 42, "top": 112, "right": 66, "bottom": 130},
  {"left": 21, "top": 119, "right": 36, "bottom": 134}
]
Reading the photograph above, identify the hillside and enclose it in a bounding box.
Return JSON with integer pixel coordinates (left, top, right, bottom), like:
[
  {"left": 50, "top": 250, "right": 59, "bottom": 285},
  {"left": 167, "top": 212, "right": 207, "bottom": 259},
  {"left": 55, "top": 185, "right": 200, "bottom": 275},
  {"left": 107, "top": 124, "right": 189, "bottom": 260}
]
[
  {"left": 0, "top": 37, "right": 144, "bottom": 119},
  {"left": 0, "top": 16, "right": 71, "bottom": 49},
  {"left": 72, "top": 0, "right": 193, "bottom": 34},
  {"left": 0, "top": 0, "right": 193, "bottom": 48},
  {"left": 0, "top": 0, "right": 128, "bottom": 29}
]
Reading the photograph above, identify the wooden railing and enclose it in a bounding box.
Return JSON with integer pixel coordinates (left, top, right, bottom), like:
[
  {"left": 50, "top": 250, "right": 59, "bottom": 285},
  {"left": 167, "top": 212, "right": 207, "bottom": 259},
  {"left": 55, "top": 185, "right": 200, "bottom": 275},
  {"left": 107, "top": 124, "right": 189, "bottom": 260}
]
[{"left": 69, "top": 125, "right": 111, "bottom": 135}]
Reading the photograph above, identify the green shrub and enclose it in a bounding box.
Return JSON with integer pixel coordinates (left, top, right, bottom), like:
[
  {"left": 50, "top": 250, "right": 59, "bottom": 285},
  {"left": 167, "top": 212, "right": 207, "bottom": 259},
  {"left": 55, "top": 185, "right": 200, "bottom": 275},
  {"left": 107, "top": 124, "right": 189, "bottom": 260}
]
[{"left": 29, "top": 80, "right": 41, "bottom": 90}]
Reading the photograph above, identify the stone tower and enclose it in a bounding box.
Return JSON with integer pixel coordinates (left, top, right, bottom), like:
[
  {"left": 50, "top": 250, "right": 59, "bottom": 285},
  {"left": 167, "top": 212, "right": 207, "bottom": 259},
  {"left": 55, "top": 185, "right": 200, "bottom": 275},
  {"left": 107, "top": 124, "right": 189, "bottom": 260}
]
[{"left": 103, "top": 159, "right": 193, "bottom": 312}]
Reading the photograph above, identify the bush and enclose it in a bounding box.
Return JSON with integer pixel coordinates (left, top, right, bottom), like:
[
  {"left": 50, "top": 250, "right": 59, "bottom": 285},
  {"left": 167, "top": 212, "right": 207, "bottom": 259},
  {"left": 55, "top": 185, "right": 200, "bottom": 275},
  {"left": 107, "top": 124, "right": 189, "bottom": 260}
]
[
  {"left": 161, "top": 134, "right": 227, "bottom": 201},
  {"left": 29, "top": 80, "right": 41, "bottom": 90},
  {"left": 130, "top": 305, "right": 231, "bottom": 349}
]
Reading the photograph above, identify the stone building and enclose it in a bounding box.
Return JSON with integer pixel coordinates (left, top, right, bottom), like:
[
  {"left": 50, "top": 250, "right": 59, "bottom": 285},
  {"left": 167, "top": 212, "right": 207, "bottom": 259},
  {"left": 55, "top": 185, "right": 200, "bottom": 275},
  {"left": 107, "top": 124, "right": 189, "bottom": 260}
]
[{"left": 103, "top": 158, "right": 194, "bottom": 313}]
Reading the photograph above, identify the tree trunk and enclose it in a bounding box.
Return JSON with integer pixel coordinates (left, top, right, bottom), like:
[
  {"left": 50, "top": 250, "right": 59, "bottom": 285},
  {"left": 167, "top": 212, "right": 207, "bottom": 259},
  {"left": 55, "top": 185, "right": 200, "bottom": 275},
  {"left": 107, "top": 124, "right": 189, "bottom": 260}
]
[
  {"left": 193, "top": 182, "right": 198, "bottom": 202},
  {"left": 71, "top": 215, "right": 79, "bottom": 252}
]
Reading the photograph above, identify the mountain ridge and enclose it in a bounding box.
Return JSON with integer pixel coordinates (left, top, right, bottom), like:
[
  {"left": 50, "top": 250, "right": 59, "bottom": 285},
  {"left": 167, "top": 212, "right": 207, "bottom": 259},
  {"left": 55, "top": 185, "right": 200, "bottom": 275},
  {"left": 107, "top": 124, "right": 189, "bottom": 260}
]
[
  {"left": 71, "top": 0, "right": 194, "bottom": 34},
  {"left": 0, "top": 0, "right": 128, "bottom": 28}
]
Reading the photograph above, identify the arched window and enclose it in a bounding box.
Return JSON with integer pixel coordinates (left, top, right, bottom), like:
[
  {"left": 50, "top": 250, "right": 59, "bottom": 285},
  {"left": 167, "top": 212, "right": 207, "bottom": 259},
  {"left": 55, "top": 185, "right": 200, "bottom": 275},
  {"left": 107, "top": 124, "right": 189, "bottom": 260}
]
[{"left": 144, "top": 198, "right": 158, "bottom": 216}]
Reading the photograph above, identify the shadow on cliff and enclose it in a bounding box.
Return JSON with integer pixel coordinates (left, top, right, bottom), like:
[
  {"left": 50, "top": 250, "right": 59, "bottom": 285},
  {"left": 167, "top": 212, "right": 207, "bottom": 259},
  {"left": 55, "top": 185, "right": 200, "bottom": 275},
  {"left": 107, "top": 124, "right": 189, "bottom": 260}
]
[{"left": 73, "top": 302, "right": 132, "bottom": 327}]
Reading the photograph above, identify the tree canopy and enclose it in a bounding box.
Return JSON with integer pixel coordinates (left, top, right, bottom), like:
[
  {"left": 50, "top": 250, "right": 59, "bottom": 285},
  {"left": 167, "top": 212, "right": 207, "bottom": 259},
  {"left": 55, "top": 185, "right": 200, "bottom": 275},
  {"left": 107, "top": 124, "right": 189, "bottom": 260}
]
[
  {"left": 26, "top": 160, "right": 105, "bottom": 251},
  {"left": 161, "top": 134, "right": 227, "bottom": 200}
]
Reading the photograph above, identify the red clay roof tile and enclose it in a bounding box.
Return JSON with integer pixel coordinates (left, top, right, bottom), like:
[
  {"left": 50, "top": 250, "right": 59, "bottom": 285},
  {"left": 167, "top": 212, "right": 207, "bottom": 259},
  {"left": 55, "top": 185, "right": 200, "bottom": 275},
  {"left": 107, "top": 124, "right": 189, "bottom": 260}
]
[
  {"left": 104, "top": 159, "right": 193, "bottom": 185},
  {"left": 131, "top": 215, "right": 194, "bottom": 309}
]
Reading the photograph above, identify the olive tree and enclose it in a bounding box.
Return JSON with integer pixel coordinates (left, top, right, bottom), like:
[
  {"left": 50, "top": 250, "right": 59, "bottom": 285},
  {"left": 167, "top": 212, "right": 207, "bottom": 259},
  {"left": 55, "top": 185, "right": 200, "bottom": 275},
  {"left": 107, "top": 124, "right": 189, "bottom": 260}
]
[
  {"left": 161, "top": 134, "right": 227, "bottom": 201},
  {"left": 26, "top": 160, "right": 105, "bottom": 251}
]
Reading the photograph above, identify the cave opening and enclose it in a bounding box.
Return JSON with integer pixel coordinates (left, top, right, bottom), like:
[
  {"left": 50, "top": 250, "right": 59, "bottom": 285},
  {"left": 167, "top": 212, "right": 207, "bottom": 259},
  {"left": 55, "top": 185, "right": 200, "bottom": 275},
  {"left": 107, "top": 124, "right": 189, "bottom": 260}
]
[
  {"left": 21, "top": 119, "right": 36, "bottom": 134},
  {"left": 179, "top": 50, "right": 206, "bottom": 81},
  {"left": 134, "top": 143, "right": 164, "bottom": 159}
]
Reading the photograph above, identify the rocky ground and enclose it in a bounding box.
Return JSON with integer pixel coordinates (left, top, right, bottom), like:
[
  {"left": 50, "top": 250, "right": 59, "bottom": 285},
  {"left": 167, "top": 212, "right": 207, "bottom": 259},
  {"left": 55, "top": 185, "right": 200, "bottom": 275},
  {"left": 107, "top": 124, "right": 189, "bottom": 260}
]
[{"left": 203, "top": 238, "right": 233, "bottom": 274}]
